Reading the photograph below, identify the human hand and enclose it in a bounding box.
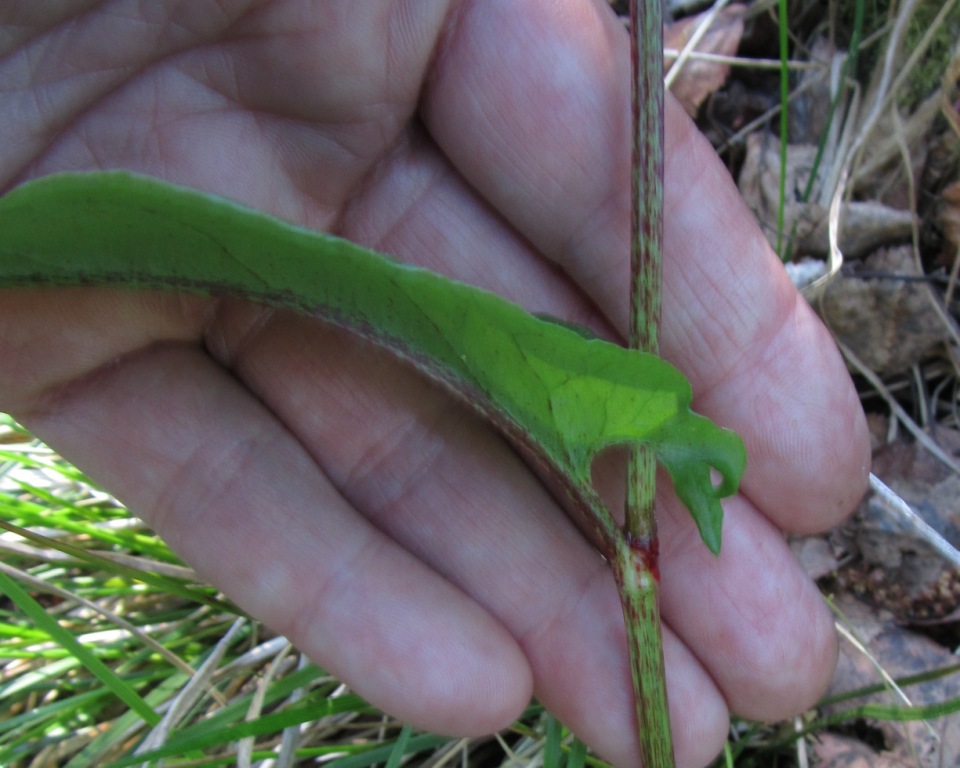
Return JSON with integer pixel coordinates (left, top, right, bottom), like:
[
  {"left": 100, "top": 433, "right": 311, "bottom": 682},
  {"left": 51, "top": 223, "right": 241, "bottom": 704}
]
[{"left": 0, "top": 3, "right": 870, "bottom": 767}]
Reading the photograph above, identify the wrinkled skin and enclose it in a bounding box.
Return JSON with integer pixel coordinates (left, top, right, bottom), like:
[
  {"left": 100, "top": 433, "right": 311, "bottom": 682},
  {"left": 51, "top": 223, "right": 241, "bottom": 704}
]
[{"left": 0, "top": 3, "right": 870, "bottom": 766}]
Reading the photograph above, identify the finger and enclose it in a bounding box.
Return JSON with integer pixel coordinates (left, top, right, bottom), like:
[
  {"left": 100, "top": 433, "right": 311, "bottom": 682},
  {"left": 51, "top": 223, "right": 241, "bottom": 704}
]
[
  {"left": 421, "top": 0, "right": 870, "bottom": 531},
  {"left": 656, "top": 102, "right": 869, "bottom": 531},
  {"left": 3, "top": 292, "right": 532, "bottom": 737},
  {"left": 657, "top": 487, "right": 839, "bottom": 720}
]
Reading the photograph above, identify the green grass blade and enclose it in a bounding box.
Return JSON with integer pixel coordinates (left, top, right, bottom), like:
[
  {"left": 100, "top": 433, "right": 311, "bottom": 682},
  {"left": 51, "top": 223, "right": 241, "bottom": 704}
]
[
  {"left": 325, "top": 733, "right": 452, "bottom": 768},
  {"left": 0, "top": 568, "right": 160, "bottom": 726},
  {"left": 782, "top": 0, "right": 865, "bottom": 263},
  {"left": 106, "top": 693, "right": 377, "bottom": 767},
  {"left": 384, "top": 724, "right": 413, "bottom": 768},
  {"left": 798, "top": 0, "right": 865, "bottom": 208},
  {"left": 66, "top": 670, "right": 194, "bottom": 768},
  {"left": 0, "top": 519, "right": 232, "bottom": 612},
  {"left": 568, "top": 735, "right": 587, "bottom": 768},
  {"left": 544, "top": 714, "right": 565, "bottom": 768}
]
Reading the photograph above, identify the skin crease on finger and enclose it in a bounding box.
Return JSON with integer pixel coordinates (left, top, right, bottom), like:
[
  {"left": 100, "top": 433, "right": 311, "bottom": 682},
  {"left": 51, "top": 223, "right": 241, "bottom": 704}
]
[{"left": 0, "top": 2, "right": 871, "bottom": 767}]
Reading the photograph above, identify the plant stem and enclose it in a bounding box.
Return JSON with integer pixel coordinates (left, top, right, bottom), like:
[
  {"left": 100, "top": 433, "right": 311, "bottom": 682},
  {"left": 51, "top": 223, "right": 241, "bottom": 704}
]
[
  {"left": 629, "top": 0, "right": 663, "bottom": 361},
  {"left": 614, "top": 535, "right": 672, "bottom": 766},
  {"left": 627, "top": 0, "right": 663, "bottom": 555},
  {"left": 625, "top": 1, "right": 674, "bottom": 766}
]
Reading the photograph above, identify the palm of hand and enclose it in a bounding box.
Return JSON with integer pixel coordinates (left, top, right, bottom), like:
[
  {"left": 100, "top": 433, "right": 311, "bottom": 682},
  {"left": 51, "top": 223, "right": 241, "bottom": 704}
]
[{"left": 0, "top": 3, "right": 869, "bottom": 767}]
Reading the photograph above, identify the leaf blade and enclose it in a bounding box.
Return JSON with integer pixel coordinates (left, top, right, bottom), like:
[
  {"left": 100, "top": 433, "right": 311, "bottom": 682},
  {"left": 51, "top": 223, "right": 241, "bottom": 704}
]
[{"left": 0, "top": 171, "right": 745, "bottom": 553}]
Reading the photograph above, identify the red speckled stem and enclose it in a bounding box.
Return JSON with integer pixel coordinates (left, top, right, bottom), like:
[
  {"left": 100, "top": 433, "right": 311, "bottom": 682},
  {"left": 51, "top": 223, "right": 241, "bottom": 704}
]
[
  {"left": 630, "top": 0, "right": 663, "bottom": 358},
  {"left": 623, "top": 1, "right": 674, "bottom": 765},
  {"left": 614, "top": 535, "right": 673, "bottom": 767},
  {"left": 626, "top": 0, "right": 663, "bottom": 547}
]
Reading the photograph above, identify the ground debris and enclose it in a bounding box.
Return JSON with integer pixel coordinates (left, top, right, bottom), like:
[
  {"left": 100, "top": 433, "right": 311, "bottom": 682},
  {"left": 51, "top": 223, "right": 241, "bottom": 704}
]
[
  {"left": 817, "top": 245, "right": 950, "bottom": 376},
  {"left": 737, "top": 133, "right": 916, "bottom": 259},
  {"left": 664, "top": 5, "right": 745, "bottom": 117},
  {"left": 820, "top": 593, "right": 960, "bottom": 768}
]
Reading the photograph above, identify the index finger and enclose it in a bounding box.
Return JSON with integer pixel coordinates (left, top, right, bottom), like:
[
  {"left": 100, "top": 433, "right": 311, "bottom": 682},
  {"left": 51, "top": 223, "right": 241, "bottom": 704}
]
[{"left": 422, "top": 0, "right": 869, "bottom": 531}]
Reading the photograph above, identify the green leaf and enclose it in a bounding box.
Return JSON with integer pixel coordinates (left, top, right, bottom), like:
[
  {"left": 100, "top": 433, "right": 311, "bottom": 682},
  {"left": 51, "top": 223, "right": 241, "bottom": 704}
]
[{"left": 0, "top": 172, "right": 745, "bottom": 554}]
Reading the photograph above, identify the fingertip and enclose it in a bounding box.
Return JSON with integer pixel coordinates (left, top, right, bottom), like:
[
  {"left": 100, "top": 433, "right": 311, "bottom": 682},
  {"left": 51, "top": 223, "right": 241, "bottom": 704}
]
[
  {"left": 735, "top": 296, "right": 871, "bottom": 534},
  {"left": 727, "top": 569, "right": 839, "bottom": 723},
  {"left": 660, "top": 493, "right": 840, "bottom": 726},
  {"left": 657, "top": 96, "right": 871, "bottom": 537},
  {"left": 412, "top": 615, "right": 535, "bottom": 737},
  {"left": 287, "top": 544, "right": 535, "bottom": 739}
]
